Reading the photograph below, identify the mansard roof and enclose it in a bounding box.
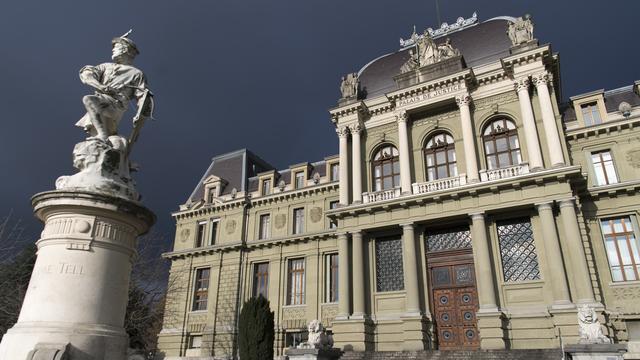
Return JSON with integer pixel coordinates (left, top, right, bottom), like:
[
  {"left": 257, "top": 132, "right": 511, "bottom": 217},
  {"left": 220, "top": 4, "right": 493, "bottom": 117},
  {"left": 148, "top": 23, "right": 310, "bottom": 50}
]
[
  {"left": 357, "top": 16, "right": 515, "bottom": 99},
  {"left": 561, "top": 83, "right": 640, "bottom": 123}
]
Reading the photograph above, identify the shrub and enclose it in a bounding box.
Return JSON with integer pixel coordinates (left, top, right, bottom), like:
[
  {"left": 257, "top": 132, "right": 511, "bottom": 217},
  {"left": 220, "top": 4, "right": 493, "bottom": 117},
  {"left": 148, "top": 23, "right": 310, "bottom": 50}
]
[{"left": 238, "top": 295, "right": 274, "bottom": 360}]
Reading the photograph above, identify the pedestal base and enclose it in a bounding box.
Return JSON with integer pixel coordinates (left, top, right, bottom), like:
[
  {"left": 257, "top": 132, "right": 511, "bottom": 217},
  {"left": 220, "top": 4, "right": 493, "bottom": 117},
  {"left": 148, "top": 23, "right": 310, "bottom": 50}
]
[
  {"left": 332, "top": 318, "right": 374, "bottom": 352},
  {"left": 285, "top": 347, "right": 342, "bottom": 360},
  {"left": 477, "top": 309, "right": 507, "bottom": 349},
  {"left": 0, "top": 190, "right": 154, "bottom": 360},
  {"left": 565, "top": 344, "right": 627, "bottom": 360}
]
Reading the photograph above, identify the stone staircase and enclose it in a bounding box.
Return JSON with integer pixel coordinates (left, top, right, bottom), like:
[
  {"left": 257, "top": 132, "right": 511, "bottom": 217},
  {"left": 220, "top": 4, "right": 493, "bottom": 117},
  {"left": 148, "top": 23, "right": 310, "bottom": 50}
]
[{"left": 339, "top": 349, "right": 564, "bottom": 360}]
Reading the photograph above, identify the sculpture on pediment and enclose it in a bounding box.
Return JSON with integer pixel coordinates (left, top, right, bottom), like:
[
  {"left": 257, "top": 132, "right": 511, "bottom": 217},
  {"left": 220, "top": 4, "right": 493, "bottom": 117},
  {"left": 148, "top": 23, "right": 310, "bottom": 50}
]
[
  {"left": 340, "top": 73, "right": 358, "bottom": 99},
  {"left": 507, "top": 14, "right": 534, "bottom": 46},
  {"left": 56, "top": 30, "right": 154, "bottom": 201},
  {"left": 577, "top": 304, "right": 611, "bottom": 344},
  {"left": 416, "top": 30, "right": 439, "bottom": 66},
  {"left": 437, "top": 38, "right": 460, "bottom": 59},
  {"left": 400, "top": 30, "right": 461, "bottom": 74}
]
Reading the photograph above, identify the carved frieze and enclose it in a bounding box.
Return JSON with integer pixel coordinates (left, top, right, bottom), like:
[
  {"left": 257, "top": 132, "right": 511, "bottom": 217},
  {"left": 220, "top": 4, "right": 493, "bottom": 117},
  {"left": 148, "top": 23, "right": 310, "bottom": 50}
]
[
  {"left": 473, "top": 93, "right": 519, "bottom": 113},
  {"left": 93, "top": 218, "right": 136, "bottom": 246},
  {"left": 321, "top": 304, "right": 338, "bottom": 327}
]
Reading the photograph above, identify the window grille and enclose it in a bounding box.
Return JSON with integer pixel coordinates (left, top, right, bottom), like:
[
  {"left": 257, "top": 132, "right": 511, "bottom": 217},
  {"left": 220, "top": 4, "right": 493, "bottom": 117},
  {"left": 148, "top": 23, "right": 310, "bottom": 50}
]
[
  {"left": 426, "top": 227, "right": 472, "bottom": 252},
  {"left": 497, "top": 218, "right": 540, "bottom": 282},
  {"left": 375, "top": 237, "right": 404, "bottom": 292}
]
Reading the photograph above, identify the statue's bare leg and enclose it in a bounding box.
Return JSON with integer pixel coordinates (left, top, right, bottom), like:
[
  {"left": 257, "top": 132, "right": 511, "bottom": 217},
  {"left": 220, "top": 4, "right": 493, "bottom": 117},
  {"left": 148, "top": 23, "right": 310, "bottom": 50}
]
[{"left": 82, "top": 95, "right": 110, "bottom": 140}]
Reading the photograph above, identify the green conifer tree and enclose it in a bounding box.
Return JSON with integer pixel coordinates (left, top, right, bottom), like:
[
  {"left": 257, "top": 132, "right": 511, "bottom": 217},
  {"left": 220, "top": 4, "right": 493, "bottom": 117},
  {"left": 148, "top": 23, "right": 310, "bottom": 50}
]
[{"left": 238, "top": 295, "right": 274, "bottom": 360}]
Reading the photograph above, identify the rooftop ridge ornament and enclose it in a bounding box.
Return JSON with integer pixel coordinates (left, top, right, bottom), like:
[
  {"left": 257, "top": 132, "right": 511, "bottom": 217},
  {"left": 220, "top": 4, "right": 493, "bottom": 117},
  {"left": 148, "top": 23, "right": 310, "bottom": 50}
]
[{"left": 400, "top": 12, "right": 478, "bottom": 48}]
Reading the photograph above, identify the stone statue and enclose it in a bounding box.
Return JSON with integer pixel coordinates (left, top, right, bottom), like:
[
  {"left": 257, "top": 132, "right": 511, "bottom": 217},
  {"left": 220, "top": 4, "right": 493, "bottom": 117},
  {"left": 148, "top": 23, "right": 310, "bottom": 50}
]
[
  {"left": 297, "top": 320, "right": 333, "bottom": 350},
  {"left": 56, "top": 31, "right": 154, "bottom": 201},
  {"left": 577, "top": 304, "right": 611, "bottom": 344},
  {"left": 416, "top": 30, "right": 439, "bottom": 66},
  {"left": 437, "top": 38, "right": 460, "bottom": 59},
  {"left": 340, "top": 73, "right": 358, "bottom": 99},
  {"left": 507, "top": 14, "right": 534, "bottom": 46},
  {"left": 400, "top": 49, "right": 420, "bottom": 73}
]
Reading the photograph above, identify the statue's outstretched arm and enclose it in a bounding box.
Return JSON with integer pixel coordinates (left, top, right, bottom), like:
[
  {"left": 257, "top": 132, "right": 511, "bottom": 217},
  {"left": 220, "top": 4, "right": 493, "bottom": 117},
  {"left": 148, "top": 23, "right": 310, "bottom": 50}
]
[{"left": 79, "top": 65, "right": 106, "bottom": 93}]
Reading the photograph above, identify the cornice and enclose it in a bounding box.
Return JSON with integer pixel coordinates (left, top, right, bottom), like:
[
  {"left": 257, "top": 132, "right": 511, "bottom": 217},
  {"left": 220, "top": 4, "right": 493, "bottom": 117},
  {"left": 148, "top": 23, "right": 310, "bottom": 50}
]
[
  {"left": 329, "top": 101, "right": 368, "bottom": 124},
  {"left": 584, "top": 179, "right": 640, "bottom": 199},
  {"left": 250, "top": 183, "right": 338, "bottom": 207},
  {"left": 565, "top": 116, "right": 640, "bottom": 141},
  {"left": 173, "top": 198, "right": 248, "bottom": 220},
  {"left": 385, "top": 68, "right": 474, "bottom": 102},
  {"left": 501, "top": 44, "right": 552, "bottom": 74}
]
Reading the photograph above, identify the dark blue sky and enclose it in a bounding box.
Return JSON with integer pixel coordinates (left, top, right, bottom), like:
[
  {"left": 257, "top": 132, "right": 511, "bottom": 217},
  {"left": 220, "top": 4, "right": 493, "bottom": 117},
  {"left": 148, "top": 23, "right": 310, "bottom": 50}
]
[{"left": 1, "top": 1, "right": 638, "bottom": 247}]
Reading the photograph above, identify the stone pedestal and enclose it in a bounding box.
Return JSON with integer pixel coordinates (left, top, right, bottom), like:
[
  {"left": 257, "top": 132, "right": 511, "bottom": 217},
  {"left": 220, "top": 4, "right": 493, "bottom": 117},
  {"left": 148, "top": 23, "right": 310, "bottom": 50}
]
[
  {"left": 285, "top": 347, "right": 342, "bottom": 360},
  {"left": 0, "top": 190, "right": 155, "bottom": 360},
  {"left": 393, "top": 55, "right": 465, "bottom": 89},
  {"left": 509, "top": 39, "right": 539, "bottom": 54},
  {"left": 331, "top": 318, "right": 375, "bottom": 352},
  {"left": 565, "top": 344, "right": 627, "bottom": 360}
]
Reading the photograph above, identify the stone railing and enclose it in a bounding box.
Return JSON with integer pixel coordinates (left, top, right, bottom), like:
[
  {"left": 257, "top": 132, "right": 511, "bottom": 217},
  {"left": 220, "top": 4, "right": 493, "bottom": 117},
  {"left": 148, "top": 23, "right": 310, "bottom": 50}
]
[
  {"left": 412, "top": 174, "right": 467, "bottom": 195},
  {"left": 362, "top": 187, "right": 401, "bottom": 204},
  {"left": 479, "top": 162, "right": 530, "bottom": 181}
]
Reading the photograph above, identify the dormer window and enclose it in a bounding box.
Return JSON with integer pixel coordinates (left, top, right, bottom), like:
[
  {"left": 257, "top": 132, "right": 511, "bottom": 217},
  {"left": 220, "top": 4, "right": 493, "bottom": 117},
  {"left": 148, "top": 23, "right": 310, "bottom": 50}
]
[
  {"left": 207, "top": 187, "right": 217, "bottom": 203},
  {"left": 262, "top": 179, "right": 271, "bottom": 196},
  {"left": 295, "top": 171, "right": 305, "bottom": 189},
  {"left": 202, "top": 175, "right": 227, "bottom": 203},
  {"left": 581, "top": 102, "right": 602, "bottom": 126}
]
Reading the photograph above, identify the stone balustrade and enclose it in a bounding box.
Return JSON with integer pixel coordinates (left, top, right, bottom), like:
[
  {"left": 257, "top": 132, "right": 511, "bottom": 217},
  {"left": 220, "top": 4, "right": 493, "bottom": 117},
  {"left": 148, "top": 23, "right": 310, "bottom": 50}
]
[
  {"left": 362, "top": 187, "right": 401, "bottom": 204},
  {"left": 412, "top": 174, "right": 467, "bottom": 195},
  {"left": 479, "top": 162, "right": 530, "bottom": 181}
]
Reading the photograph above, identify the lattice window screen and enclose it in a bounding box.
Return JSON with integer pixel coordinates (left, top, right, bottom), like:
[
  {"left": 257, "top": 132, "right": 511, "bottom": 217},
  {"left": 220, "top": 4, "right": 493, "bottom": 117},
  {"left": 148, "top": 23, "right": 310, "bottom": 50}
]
[
  {"left": 426, "top": 227, "right": 472, "bottom": 252},
  {"left": 497, "top": 218, "right": 541, "bottom": 282},
  {"left": 375, "top": 238, "right": 404, "bottom": 292}
]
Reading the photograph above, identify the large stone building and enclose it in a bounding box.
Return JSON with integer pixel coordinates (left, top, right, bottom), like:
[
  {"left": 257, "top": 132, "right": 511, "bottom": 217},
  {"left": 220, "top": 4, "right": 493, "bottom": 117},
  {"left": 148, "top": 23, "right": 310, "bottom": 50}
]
[{"left": 157, "top": 13, "right": 640, "bottom": 359}]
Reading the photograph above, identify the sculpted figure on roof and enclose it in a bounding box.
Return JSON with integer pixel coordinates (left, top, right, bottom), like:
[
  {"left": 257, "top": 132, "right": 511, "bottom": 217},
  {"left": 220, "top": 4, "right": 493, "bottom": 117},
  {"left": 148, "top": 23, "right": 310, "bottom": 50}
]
[
  {"left": 340, "top": 73, "right": 358, "bottom": 99},
  {"left": 400, "top": 31, "right": 460, "bottom": 74},
  {"left": 416, "top": 30, "right": 439, "bottom": 66},
  {"left": 437, "top": 38, "right": 460, "bottom": 59},
  {"left": 507, "top": 14, "right": 534, "bottom": 46}
]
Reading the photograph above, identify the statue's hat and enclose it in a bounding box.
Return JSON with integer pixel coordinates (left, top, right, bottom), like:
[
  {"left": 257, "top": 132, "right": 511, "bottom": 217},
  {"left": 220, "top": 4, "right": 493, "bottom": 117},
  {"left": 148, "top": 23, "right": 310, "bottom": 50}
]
[{"left": 112, "top": 29, "right": 140, "bottom": 56}]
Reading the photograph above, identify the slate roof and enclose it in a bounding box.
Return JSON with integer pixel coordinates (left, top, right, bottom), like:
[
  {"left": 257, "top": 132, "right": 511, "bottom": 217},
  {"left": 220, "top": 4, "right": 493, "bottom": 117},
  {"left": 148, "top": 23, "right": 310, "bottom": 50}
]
[
  {"left": 358, "top": 17, "right": 515, "bottom": 99},
  {"left": 561, "top": 84, "right": 640, "bottom": 123}
]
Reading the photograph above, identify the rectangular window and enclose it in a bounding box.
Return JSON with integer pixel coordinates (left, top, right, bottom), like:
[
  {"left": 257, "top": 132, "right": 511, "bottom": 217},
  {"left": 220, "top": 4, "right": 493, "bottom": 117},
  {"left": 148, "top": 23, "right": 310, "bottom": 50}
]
[
  {"left": 253, "top": 262, "right": 269, "bottom": 299},
  {"left": 259, "top": 214, "right": 271, "bottom": 240},
  {"left": 295, "top": 171, "right": 305, "bottom": 189},
  {"left": 189, "top": 335, "right": 203, "bottom": 349},
  {"left": 329, "top": 201, "right": 339, "bottom": 229},
  {"left": 262, "top": 179, "right": 271, "bottom": 196},
  {"left": 207, "top": 187, "right": 217, "bottom": 203},
  {"left": 325, "top": 254, "right": 339, "bottom": 303},
  {"left": 591, "top": 151, "right": 618, "bottom": 186},
  {"left": 330, "top": 163, "right": 339, "bottom": 182},
  {"left": 293, "top": 208, "right": 305, "bottom": 234},
  {"left": 192, "top": 268, "right": 210, "bottom": 311},
  {"left": 581, "top": 102, "right": 602, "bottom": 126},
  {"left": 209, "top": 220, "right": 219, "bottom": 246},
  {"left": 601, "top": 216, "right": 640, "bottom": 282},
  {"left": 287, "top": 258, "right": 305, "bottom": 305},
  {"left": 497, "top": 218, "right": 541, "bottom": 282},
  {"left": 285, "top": 332, "right": 308, "bottom": 348},
  {"left": 196, "top": 221, "right": 206, "bottom": 248},
  {"left": 375, "top": 237, "right": 404, "bottom": 292}
]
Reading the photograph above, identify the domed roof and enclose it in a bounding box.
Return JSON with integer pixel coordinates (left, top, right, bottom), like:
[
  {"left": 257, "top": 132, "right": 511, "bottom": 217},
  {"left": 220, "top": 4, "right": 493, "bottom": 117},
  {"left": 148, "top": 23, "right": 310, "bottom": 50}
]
[{"left": 358, "top": 17, "right": 516, "bottom": 99}]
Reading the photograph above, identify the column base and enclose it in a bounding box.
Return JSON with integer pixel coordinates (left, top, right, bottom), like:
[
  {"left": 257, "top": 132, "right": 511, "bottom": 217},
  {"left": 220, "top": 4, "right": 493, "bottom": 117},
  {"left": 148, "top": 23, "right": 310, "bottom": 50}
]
[
  {"left": 476, "top": 309, "right": 507, "bottom": 350},
  {"left": 0, "top": 321, "right": 128, "bottom": 360},
  {"left": 549, "top": 306, "right": 580, "bottom": 346},
  {"left": 332, "top": 318, "right": 374, "bottom": 352},
  {"left": 401, "top": 315, "right": 430, "bottom": 351}
]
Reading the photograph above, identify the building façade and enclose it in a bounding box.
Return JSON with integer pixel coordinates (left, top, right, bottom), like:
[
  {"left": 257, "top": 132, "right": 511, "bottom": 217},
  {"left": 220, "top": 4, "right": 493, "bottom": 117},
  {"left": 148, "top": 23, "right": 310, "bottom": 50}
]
[{"left": 157, "top": 13, "right": 640, "bottom": 359}]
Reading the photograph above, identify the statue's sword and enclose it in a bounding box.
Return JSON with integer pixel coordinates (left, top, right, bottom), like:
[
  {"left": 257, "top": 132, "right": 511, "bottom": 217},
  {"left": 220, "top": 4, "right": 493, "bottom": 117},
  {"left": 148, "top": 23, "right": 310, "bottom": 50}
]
[{"left": 127, "top": 87, "right": 154, "bottom": 156}]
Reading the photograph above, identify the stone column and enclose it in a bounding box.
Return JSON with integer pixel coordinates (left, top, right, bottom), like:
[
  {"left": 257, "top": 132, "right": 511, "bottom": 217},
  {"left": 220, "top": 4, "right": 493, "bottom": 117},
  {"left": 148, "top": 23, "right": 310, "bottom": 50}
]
[
  {"left": 532, "top": 72, "right": 565, "bottom": 167},
  {"left": 351, "top": 230, "right": 366, "bottom": 318},
  {"left": 456, "top": 93, "right": 479, "bottom": 182},
  {"left": 514, "top": 77, "right": 544, "bottom": 170},
  {"left": 470, "top": 213, "right": 498, "bottom": 309},
  {"left": 396, "top": 111, "right": 412, "bottom": 194},
  {"left": 402, "top": 223, "right": 420, "bottom": 315},
  {"left": 351, "top": 124, "right": 363, "bottom": 204},
  {"left": 559, "top": 198, "right": 595, "bottom": 303},
  {"left": 337, "top": 126, "right": 350, "bottom": 205},
  {"left": 0, "top": 191, "right": 155, "bottom": 360},
  {"left": 337, "top": 232, "right": 351, "bottom": 319},
  {"left": 536, "top": 202, "right": 572, "bottom": 307}
]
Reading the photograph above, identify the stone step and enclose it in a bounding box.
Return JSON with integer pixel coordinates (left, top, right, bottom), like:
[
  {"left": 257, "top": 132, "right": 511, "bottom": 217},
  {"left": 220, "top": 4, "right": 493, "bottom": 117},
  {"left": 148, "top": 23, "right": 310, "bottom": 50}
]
[{"left": 339, "top": 349, "right": 563, "bottom": 360}]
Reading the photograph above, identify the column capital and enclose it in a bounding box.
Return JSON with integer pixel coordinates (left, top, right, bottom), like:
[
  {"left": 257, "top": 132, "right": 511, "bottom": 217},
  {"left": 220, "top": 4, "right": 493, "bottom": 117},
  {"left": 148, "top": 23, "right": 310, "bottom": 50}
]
[
  {"left": 395, "top": 109, "right": 409, "bottom": 123},
  {"left": 531, "top": 71, "right": 551, "bottom": 87},
  {"left": 349, "top": 123, "right": 363, "bottom": 134},
  {"left": 400, "top": 222, "right": 415, "bottom": 230},
  {"left": 336, "top": 232, "right": 349, "bottom": 239},
  {"left": 558, "top": 198, "right": 576, "bottom": 208},
  {"left": 455, "top": 93, "right": 472, "bottom": 107},
  {"left": 351, "top": 229, "right": 363, "bottom": 236},
  {"left": 535, "top": 201, "right": 554, "bottom": 211},
  {"left": 336, "top": 125, "right": 350, "bottom": 138},
  {"left": 513, "top": 77, "right": 530, "bottom": 93},
  {"left": 469, "top": 212, "right": 485, "bottom": 220}
]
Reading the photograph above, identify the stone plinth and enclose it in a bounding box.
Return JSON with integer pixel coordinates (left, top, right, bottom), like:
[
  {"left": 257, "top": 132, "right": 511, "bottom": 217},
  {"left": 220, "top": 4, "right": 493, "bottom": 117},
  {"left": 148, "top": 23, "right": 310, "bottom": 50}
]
[
  {"left": 285, "top": 347, "right": 342, "bottom": 360},
  {"left": 565, "top": 344, "right": 627, "bottom": 360},
  {"left": 0, "top": 190, "right": 155, "bottom": 360},
  {"left": 509, "top": 39, "right": 540, "bottom": 54},
  {"left": 394, "top": 55, "right": 465, "bottom": 89}
]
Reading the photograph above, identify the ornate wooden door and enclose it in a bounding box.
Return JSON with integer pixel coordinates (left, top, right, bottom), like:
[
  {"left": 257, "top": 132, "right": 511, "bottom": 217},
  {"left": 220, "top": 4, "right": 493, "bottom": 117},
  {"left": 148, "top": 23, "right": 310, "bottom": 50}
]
[{"left": 429, "top": 259, "right": 480, "bottom": 350}]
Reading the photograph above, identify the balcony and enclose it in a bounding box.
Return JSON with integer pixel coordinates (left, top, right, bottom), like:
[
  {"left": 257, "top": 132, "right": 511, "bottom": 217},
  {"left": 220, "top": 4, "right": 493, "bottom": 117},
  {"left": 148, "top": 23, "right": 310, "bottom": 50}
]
[
  {"left": 362, "top": 187, "right": 401, "bottom": 204},
  {"left": 412, "top": 174, "right": 467, "bottom": 195},
  {"left": 479, "top": 162, "right": 530, "bottom": 181}
]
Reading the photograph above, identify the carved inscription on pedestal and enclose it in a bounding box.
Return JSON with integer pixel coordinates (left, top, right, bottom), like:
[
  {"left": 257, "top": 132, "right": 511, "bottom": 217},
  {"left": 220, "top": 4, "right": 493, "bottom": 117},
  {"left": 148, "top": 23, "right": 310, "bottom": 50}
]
[{"left": 37, "top": 262, "right": 85, "bottom": 276}]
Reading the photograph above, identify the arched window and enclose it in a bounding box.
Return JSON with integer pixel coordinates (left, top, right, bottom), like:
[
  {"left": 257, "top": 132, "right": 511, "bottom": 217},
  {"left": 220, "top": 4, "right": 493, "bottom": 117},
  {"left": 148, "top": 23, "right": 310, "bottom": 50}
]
[
  {"left": 424, "top": 132, "right": 457, "bottom": 181},
  {"left": 372, "top": 145, "right": 400, "bottom": 191},
  {"left": 483, "top": 118, "right": 521, "bottom": 170}
]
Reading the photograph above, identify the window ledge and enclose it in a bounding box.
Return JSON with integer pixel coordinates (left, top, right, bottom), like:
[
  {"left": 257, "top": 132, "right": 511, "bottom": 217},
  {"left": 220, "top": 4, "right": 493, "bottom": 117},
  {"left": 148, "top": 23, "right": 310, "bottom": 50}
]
[
  {"left": 587, "top": 179, "right": 640, "bottom": 195},
  {"left": 282, "top": 304, "right": 307, "bottom": 309},
  {"left": 609, "top": 280, "right": 640, "bottom": 288}
]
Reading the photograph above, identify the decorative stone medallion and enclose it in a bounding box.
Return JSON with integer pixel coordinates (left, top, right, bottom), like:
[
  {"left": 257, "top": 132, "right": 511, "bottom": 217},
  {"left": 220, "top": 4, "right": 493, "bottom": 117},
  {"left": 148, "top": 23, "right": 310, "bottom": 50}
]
[
  {"left": 626, "top": 148, "right": 640, "bottom": 168},
  {"left": 226, "top": 220, "right": 236, "bottom": 234},
  {"left": 275, "top": 214, "right": 287, "bottom": 229},
  {"left": 180, "top": 228, "right": 190, "bottom": 243},
  {"left": 310, "top": 207, "right": 323, "bottom": 223}
]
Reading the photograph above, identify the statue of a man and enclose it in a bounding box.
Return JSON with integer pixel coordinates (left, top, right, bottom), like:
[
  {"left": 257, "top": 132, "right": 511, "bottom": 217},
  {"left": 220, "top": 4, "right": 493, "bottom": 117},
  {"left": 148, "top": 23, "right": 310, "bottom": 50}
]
[
  {"left": 340, "top": 73, "right": 358, "bottom": 99},
  {"left": 76, "top": 30, "right": 153, "bottom": 144},
  {"left": 437, "top": 38, "right": 460, "bottom": 59},
  {"left": 507, "top": 14, "right": 535, "bottom": 46}
]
